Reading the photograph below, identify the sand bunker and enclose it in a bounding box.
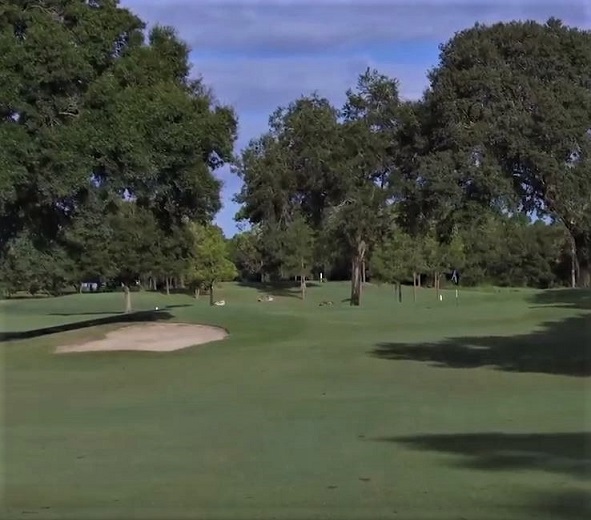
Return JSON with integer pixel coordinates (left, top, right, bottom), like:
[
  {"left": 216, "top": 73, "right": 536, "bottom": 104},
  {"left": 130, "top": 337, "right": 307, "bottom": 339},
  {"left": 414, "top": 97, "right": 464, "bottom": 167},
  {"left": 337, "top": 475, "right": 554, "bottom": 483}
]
[{"left": 55, "top": 323, "right": 228, "bottom": 354}]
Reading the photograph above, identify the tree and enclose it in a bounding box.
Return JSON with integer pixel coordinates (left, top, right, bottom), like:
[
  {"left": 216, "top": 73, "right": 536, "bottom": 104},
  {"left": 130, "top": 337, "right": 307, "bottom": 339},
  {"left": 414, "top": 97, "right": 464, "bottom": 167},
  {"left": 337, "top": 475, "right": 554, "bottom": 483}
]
[
  {"left": 60, "top": 186, "right": 117, "bottom": 291},
  {"left": 0, "top": 0, "right": 144, "bottom": 257},
  {"left": 336, "top": 69, "right": 406, "bottom": 305},
  {"left": 0, "top": 1, "right": 237, "bottom": 299},
  {"left": 0, "top": 232, "right": 74, "bottom": 297},
  {"left": 370, "top": 227, "right": 416, "bottom": 296},
  {"left": 151, "top": 224, "right": 194, "bottom": 295},
  {"left": 187, "top": 223, "right": 237, "bottom": 305},
  {"left": 276, "top": 213, "right": 315, "bottom": 299},
  {"left": 426, "top": 18, "right": 591, "bottom": 286},
  {"left": 230, "top": 229, "right": 263, "bottom": 281},
  {"left": 229, "top": 228, "right": 265, "bottom": 281},
  {"left": 107, "top": 202, "right": 162, "bottom": 312},
  {"left": 236, "top": 95, "right": 341, "bottom": 229},
  {"left": 235, "top": 94, "right": 343, "bottom": 285}
]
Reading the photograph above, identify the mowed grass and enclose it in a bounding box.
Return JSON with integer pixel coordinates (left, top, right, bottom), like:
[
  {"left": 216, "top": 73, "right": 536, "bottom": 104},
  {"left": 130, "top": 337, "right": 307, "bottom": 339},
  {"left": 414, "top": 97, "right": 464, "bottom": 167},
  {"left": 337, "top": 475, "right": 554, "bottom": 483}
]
[{"left": 1, "top": 282, "right": 590, "bottom": 520}]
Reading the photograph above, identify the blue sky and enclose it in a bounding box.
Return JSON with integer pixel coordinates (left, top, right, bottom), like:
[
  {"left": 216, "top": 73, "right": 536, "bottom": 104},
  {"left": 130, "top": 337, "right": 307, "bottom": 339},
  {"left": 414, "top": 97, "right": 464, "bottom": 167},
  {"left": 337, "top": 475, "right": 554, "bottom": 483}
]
[{"left": 121, "top": 1, "right": 590, "bottom": 236}]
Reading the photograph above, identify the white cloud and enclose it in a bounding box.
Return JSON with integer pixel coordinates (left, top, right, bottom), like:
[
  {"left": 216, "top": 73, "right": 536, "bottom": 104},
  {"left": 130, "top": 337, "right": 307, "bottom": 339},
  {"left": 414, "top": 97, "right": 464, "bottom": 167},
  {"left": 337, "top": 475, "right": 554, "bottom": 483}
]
[
  {"left": 123, "top": 1, "right": 589, "bottom": 54},
  {"left": 118, "top": 0, "right": 590, "bottom": 234},
  {"left": 196, "top": 55, "right": 429, "bottom": 116},
  {"left": 121, "top": 0, "right": 590, "bottom": 123}
]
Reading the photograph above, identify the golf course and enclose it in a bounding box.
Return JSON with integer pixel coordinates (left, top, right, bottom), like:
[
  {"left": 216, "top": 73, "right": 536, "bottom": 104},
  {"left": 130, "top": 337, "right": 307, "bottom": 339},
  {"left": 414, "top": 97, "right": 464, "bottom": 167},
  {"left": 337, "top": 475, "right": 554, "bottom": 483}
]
[{"left": 2, "top": 282, "right": 589, "bottom": 519}]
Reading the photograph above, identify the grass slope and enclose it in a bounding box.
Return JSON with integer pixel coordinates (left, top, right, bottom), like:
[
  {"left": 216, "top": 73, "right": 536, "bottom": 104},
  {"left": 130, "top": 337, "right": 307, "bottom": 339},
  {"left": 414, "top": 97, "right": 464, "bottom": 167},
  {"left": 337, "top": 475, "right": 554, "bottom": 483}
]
[{"left": 1, "top": 283, "right": 590, "bottom": 520}]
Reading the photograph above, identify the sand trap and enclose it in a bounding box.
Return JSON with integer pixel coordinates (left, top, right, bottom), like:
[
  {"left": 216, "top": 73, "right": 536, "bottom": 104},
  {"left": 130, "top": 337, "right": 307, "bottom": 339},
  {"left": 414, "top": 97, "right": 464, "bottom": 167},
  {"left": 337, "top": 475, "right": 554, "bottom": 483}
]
[{"left": 55, "top": 323, "right": 228, "bottom": 354}]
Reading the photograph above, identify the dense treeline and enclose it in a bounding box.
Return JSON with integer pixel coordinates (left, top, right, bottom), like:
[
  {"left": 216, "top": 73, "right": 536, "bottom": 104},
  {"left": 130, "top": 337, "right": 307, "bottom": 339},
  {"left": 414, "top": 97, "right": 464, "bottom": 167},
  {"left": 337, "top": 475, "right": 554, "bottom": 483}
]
[
  {"left": 228, "top": 215, "right": 574, "bottom": 290},
  {"left": 0, "top": 5, "right": 589, "bottom": 306},
  {"left": 0, "top": 0, "right": 237, "bottom": 306},
  {"left": 233, "top": 18, "right": 590, "bottom": 302}
]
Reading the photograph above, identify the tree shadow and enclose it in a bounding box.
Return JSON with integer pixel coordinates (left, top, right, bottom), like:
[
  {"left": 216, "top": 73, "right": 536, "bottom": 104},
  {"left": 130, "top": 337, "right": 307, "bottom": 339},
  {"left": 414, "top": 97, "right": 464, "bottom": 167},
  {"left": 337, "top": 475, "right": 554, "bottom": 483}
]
[
  {"left": 372, "top": 313, "right": 590, "bottom": 376},
  {"left": 47, "top": 304, "right": 192, "bottom": 317},
  {"left": 531, "top": 289, "right": 591, "bottom": 310},
  {"left": 157, "top": 287, "right": 193, "bottom": 296},
  {"left": 374, "top": 432, "right": 591, "bottom": 519},
  {"left": 1, "top": 294, "right": 61, "bottom": 300},
  {"left": 0, "top": 310, "right": 173, "bottom": 342},
  {"left": 528, "top": 489, "right": 591, "bottom": 520},
  {"left": 371, "top": 289, "right": 591, "bottom": 377},
  {"left": 375, "top": 432, "right": 590, "bottom": 480},
  {"left": 236, "top": 280, "right": 320, "bottom": 299},
  {"left": 48, "top": 311, "right": 124, "bottom": 316}
]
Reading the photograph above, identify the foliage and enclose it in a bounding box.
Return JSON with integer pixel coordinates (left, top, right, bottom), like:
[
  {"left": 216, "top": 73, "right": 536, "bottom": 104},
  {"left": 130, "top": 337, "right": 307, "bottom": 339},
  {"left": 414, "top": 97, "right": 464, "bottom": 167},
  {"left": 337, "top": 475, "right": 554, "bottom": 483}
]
[
  {"left": 229, "top": 228, "right": 265, "bottom": 281},
  {"left": 0, "top": 232, "right": 74, "bottom": 296},
  {"left": 426, "top": 18, "right": 591, "bottom": 286},
  {"left": 186, "top": 223, "right": 237, "bottom": 303},
  {"left": 370, "top": 228, "right": 417, "bottom": 284},
  {"left": 0, "top": 0, "right": 236, "bottom": 299},
  {"left": 1, "top": 10, "right": 587, "bottom": 298},
  {"left": 276, "top": 214, "right": 315, "bottom": 279}
]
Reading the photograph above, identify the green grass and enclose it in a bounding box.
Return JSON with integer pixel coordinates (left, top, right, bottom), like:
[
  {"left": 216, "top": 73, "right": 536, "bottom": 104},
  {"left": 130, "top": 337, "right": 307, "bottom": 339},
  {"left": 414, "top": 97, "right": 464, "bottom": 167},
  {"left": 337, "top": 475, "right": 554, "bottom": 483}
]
[{"left": 1, "top": 282, "right": 590, "bottom": 519}]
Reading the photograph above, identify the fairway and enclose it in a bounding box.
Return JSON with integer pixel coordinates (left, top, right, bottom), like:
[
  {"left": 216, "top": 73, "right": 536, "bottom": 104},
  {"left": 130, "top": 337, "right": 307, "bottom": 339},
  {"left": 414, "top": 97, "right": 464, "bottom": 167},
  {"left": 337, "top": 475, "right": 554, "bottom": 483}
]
[{"left": 2, "top": 283, "right": 590, "bottom": 520}]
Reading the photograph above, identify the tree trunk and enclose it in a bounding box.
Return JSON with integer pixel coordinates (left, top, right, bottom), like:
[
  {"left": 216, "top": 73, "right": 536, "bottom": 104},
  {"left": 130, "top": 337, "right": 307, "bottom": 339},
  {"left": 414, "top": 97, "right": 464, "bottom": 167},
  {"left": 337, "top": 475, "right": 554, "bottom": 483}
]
[
  {"left": 79, "top": 282, "right": 83, "bottom": 294},
  {"left": 350, "top": 257, "right": 361, "bottom": 306},
  {"left": 435, "top": 272, "right": 441, "bottom": 300},
  {"left": 361, "top": 260, "right": 366, "bottom": 284},
  {"left": 300, "top": 268, "right": 306, "bottom": 300},
  {"left": 165, "top": 277, "right": 170, "bottom": 296},
  {"left": 179, "top": 274, "right": 185, "bottom": 289},
  {"left": 209, "top": 282, "right": 215, "bottom": 306},
  {"left": 579, "top": 259, "right": 591, "bottom": 288},
  {"left": 350, "top": 240, "right": 366, "bottom": 306},
  {"left": 398, "top": 282, "right": 402, "bottom": 303},
  {"left": 413, "top": 272, "right": 418, "bottom": 302},
  {"left": 567, "top": 228, "right": 591, "bottom": 288},
  {"left": 194, "top": 286, "right": 200, "bottom": 299},
  {"left": 570, "top": 239, "right": 577, "bottom": 289},
  {"left": 122, "top": 283, "right": 132, "bottom": 313}
]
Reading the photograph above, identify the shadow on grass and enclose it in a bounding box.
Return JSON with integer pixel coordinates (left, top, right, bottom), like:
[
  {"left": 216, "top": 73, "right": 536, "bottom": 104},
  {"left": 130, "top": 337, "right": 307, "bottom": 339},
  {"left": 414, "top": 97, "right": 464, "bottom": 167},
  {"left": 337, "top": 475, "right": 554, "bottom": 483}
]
[
  {"left": 528, "top": 489, "right": 591, "bottom": 520},
  {"left": 157, "top": 287, "right": 192, "bottom": 296},
  {"left": 237, "top": 280, "right": 320, "bottom": 299},
  {"left": 532, "top": 289, "right": 591, "bottom": 310},
  {"left": 48, "top": 311, "right": 124, "bottom": 316},
  {"left": 47, "top": 304, "right": 192, "bottom": 317},
  {"left": 372, "top": 314, "right": 590, "bottom": 376},
  {"left": 0, "top": 310, "right": 173, "bottom": 342},
  {"left": 371, "top": 289, "right": 591, "bottom": 377},
  {"left": 376, "top": 432, "right": 590, "bottom": 480},
  {"left": 1, "top": 294, "right": 59, "bottom": 300},
  {"left": 375, "top": 432, "right": 591, "bottom": 519}
]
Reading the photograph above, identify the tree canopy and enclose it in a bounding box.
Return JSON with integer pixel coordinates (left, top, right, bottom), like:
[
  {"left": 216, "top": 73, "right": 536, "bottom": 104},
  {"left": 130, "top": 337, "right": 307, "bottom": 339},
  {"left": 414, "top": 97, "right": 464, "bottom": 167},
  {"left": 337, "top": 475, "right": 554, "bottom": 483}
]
[
  {"left": 234, "top": 18, "right": 590, "bottom": 296},
  {"left": 0, "top": 0, "right": 237, "bottom": 303},
  {"left": 425, "top": 18, "right": 591, "bottom": 285},
  {"left": 1, "top": 11, "right": 588, "bottom": 300}
]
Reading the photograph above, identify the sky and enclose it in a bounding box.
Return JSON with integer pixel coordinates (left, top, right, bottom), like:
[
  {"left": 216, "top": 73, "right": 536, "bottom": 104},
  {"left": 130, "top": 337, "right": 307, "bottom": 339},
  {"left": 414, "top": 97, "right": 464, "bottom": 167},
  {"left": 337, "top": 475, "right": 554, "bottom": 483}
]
[{"left": 120, "top": 0, "right": 590, "bottom": 236}]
